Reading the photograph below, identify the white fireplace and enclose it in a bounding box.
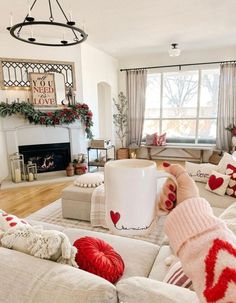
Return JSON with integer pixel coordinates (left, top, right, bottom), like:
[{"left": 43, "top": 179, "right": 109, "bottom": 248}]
[{"left": 2, "top": 115, "right": 87, "bottom": 180}]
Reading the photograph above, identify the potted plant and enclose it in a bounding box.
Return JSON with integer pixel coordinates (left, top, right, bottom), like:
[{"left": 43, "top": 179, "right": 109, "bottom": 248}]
[
  {"left": 73, "top": 153, "right": 87, "bottom": 175},
  {"left": 225, "top": 124, "right": 236, "bottom": 151},
  {"left": 113, "top": 92, "right": 129, "bottom": 159}
]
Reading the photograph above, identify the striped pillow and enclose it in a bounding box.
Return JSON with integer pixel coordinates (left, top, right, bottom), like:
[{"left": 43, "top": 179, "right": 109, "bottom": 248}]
[{"left": 163, "top": 261, "right": 192, "bottom": 289}]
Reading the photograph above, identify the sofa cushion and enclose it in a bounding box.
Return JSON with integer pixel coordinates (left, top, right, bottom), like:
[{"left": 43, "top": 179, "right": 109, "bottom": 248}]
[
  {"left": 219, "top": 201, "right": 236, "bottom": 235},
  {"left": 195, "top": 182, "right": 236, "bottom": 212},
  {"left": 26, "top": 220, "right": 160, "bottom": 280},
  {"left": 163, "top": 260, "right": 192, "bottom": 289},
  {"left": 217, "top": 152, "right": 236, "bottom": 174},
  {"left": 63, "top": 227, "right": 159, "bottom": 279},
  {"left": 0, "top": 247, "right": 117, "bottom": 303},
  {"left": 116, "top": 277, "right": 199, "bottom": 303},
  {"left": 225, "top": 163, "right": 236, "bottom": 197},
  {"left": 185, "top": 162, "right": 217, "bottom": 183},
  {"left": 149, "top": 245, "right": 172, "bottom": 281},
  {"left": 0, "top": 210, "right": 30, "bottom": 231}
]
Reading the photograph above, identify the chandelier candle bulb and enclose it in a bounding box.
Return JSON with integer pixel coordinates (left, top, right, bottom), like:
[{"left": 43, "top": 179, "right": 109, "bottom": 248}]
[
  {"left": 8, "top": 0, "right": 88, "bottom": 46},
  {"left": 69, "top": 12, "right": 73, "bottom": 21},
  {"left": 9, "top": 13, "right": 13, "bottom": 27},
  {"left": 28, "top": 0, "right": 32, "bottom": 17},
  {"left": 30, "top": 26, "right": 33, "bottom": 38}
]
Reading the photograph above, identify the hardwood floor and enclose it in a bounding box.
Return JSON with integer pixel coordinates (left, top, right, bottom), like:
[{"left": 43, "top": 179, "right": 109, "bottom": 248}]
[{"left": 0, "top": 181, "right": 73, "bottom": 217}]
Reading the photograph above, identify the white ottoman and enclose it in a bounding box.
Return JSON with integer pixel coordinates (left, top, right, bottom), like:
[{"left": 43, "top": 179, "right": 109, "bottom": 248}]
[{"left": 61, "top": 185, "right": 95, "bottom": 221}]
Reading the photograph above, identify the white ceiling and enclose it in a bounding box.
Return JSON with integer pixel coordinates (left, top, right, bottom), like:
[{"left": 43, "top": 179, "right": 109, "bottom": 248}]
[{"left": 1, "top": 0, "right": 236, "bottom": 59}]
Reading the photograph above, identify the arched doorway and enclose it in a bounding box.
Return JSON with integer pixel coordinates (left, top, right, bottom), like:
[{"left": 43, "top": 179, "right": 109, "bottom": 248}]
[{"left": 97, "top": 82, "right": 113, "bottom": 140}]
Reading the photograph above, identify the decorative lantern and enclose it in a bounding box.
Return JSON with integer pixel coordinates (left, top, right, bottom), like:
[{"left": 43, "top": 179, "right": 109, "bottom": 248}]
[
  {"left": 26, "top": 161, "right": 37, "bottom": 182},
  {"left": 9, "top": 152, "right": 25, "bottom": 183}
]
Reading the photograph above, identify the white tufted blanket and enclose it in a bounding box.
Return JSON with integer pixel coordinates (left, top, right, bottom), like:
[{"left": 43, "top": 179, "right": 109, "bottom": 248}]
[{"left": 1, "top": 225, "right": 78, "bottom": 267}]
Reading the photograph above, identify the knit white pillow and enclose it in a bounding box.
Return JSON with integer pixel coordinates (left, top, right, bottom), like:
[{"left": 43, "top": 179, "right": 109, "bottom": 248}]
[{"left": 74, "top": 173, "right": 104, "bottom": 188}]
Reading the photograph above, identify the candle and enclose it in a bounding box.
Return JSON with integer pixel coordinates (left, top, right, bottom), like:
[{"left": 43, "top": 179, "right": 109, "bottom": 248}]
[
  {"left": 14, "top": 168, "right": 21, "bottom": 183},
  {"left": 30, "top": 26, "right": 34, "bottom": 38},
  {"left": 69, "top": 11, "right": 73, "bottom": 21},
  {"left": 28, "top": 172, "right": 34, "bottom": 182},
  {"left": 28, "top": 0, "right": 32, "bottom": 17},
  {"left": 9, "top": 12, "right": 13, "bottom": 28}
]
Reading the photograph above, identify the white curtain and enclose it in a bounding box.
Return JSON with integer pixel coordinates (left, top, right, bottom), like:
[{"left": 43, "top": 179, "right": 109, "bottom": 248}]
[
  {"left": 126, "top": 69, "right": 147, "bottom": 146},
  {"left": 216, "top": 63, "right": 236, "bottom": 151}
]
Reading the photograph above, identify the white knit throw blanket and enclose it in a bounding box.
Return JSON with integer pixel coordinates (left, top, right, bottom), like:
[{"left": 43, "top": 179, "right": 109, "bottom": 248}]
[
  {"left": 90, "top": 184, "right": 108, "bottom": 228},
  {"left": 1, "top": 226, "right": 78, "bottom": 267}
]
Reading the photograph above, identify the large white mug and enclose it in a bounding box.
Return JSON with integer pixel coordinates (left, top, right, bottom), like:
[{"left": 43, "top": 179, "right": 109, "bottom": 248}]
[{"left": 105, "top": 159, "right": 176, "bottom": 236}]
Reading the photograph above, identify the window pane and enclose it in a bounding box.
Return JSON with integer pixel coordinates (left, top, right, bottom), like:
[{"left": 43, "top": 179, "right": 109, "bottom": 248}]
[
  {"left": 162, "top": 120, "right": 196, "bottom": 143},
  {"left": 163, "top": 71, "right": 198, "bottom": 118},
  {"left": 145, "top": 74, "right": 161, "bottom": 118},
  {"left": 143, "top": 119, "right": 159, "bottom": 136},
  {"left": 197, "top": 119, "right": 216, "bottom": 144},
  {"left": 200, "top": 69, "right": 220, "bottom": 118}
]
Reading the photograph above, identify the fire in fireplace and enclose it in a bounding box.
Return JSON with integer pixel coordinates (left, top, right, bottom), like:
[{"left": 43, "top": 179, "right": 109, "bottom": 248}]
[{"left": 19, "top": 143, "right": 71, "bottom": 173}]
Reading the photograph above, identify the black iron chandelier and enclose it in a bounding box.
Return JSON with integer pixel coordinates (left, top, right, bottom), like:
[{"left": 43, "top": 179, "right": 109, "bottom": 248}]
[{"left": 7, "top": 0, "right": 88, "bottom": 47}]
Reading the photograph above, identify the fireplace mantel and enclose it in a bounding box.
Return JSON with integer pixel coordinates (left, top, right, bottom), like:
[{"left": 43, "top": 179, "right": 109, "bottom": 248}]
[{"left": 1, "top": 115, "right": 87, "bottom": 178}]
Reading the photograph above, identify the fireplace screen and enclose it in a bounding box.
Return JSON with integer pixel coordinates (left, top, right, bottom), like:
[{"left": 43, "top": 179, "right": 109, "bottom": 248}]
[{"left": 19, "top": 143, "right": 71, "bottom": 173}]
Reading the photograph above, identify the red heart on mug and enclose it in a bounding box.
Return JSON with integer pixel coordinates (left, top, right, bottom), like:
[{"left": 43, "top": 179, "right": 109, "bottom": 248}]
[
  {"left": 204, "top": 239, "right": 236, "bottom": 301},
  {"left": 110, "top": 211, "right": 120, "bottom": 225},
  {"left": 208, "top": 175, "right": 224, "bottom": 190}
]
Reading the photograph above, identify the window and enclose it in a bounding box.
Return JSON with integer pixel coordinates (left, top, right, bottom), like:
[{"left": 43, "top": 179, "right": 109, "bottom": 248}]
[{"left": 143, "top": 68, "right": 220, "bottom": 144}]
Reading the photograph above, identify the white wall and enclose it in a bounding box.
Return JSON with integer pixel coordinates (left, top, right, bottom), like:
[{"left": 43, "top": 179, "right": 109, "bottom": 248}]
[
  {"left": 0, "top": 32, "right": 85, "bottom": 182},
  {"left": 119, "top": 46, "right": 236, "bottom": 93},
  {"left": 0, "top": 32, "right": 119, "bottom": 182},
  {"left": 80, "top": 43, "right": 118, "bottom": 141}
]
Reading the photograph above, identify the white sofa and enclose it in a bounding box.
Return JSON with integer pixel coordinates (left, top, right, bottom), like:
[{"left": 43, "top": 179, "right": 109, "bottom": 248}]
[
  {"left": 1, "top": 170, "right": 235, "bottom": 302},
  {"left": 0, "top": 192, "right": 235, "bottom": 303},
  {"left": 195, "top": 181, "right": 236, "bottom": 216},
  {"left": 0, "top": 218, "right": 199, "bottom": 303}
]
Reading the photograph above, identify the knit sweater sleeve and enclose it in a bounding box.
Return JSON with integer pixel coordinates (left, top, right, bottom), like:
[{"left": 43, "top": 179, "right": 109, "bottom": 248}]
[{"left": 164, "top": 198, "right": 236, "bottom": 303}]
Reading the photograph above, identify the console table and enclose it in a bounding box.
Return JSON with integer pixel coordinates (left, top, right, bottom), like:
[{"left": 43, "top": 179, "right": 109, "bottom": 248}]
[
  {"left": 87, "top": 145, "right": 115, "bottom": 172},
  {"left": 141, "top": 144, "right": 215, "bottom": 163}
]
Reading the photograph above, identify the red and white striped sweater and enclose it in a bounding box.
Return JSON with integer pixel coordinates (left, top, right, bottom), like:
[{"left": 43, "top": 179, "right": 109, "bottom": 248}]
[{"left": 164, "top": 198, "right": 236, "bottom": 303}]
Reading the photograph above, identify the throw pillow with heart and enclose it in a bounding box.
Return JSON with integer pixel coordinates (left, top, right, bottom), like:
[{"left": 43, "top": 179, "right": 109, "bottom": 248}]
[
  {"left": 153, "top": 133, "right": 167, "bottom": 146},
  {"left": 205, "top": 171, "right": 230, "bottom": 196},
  {"left": 225, "top": 163, "right": 236, "bottom": 198}
]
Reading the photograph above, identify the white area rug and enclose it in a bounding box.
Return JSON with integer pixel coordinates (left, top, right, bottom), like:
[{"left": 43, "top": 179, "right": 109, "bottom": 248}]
[{"left": 27, "top": 199, "right": 167, "bottom": 246}]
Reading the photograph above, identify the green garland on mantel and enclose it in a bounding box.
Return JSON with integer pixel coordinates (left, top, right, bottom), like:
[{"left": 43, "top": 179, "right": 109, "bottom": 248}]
[{"left": 0, "top": 101, "right": 93, "bottom": 139}]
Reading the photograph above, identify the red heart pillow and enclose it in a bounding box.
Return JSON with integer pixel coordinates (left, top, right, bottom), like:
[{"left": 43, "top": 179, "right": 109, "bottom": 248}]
[
  {"left": 225, "top": 163, "right": 236, "bottom": 197},
  {"left": 73, "top": 236, "right": 125, "bottom": 284},
  {"left": 205, "top": 171, "right": 230, "bottom": 196}
]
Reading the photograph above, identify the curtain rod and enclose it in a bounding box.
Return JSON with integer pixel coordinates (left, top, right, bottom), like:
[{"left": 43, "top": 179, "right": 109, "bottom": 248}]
[{"left": 120, "top": 59, "right": 236, "bottom": 72}]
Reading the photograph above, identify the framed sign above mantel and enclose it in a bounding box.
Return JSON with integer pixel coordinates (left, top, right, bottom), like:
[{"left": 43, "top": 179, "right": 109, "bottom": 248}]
[
  {"left": 0, "top": 57, "right": 76, "bottom": 91},
  {"left": 29, "top": 72, "right": 57, "bottom": 107}
]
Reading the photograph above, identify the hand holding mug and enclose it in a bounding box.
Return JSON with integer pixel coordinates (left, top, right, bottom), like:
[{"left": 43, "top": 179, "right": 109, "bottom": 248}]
[{"left": 158, "top": 162, "right": 199, "bottom": 212}]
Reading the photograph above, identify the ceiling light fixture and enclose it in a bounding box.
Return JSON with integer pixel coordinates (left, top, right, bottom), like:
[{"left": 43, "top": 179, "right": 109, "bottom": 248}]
[
  {"left": 168, "top": 43, "right": 181, "bottom": 57},
  {"left": 7, "top": 0, "right": 88, "bottom": 47}
]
